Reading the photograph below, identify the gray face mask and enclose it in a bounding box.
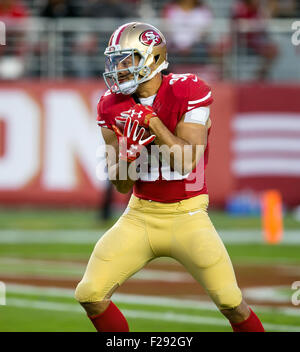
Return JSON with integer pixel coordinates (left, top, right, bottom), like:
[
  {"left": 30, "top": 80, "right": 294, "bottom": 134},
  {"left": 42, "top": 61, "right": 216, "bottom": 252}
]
[{"left": 103, "top": 49, "right": 145, "bottom": 95}]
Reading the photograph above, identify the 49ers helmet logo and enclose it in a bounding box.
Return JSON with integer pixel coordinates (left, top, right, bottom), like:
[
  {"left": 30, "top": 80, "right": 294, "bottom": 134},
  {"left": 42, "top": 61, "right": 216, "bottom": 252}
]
[{"left": 139, "top": 30, "right": 162, "bottom": 46}]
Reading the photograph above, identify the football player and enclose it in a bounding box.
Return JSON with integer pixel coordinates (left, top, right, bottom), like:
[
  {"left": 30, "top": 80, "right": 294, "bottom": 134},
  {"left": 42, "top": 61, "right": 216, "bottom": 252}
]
[{"left": 75, "top": 22, "right": 264, "bottom": 332}]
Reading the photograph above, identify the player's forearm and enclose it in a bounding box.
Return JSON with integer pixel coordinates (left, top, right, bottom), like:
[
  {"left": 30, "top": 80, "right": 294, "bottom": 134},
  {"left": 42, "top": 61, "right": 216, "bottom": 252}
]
[
  {"left": 108, "top": 160, "right": 136, "bottom": 194},
  {"left": 149, "top": 117, "right": 202, "bottom": 174}
]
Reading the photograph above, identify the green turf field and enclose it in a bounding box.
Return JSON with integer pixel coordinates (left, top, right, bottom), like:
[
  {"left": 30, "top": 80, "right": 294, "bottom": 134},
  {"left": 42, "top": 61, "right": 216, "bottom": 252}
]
[
  {"left": 0, "top": 208, "right": 299, "bottom": 332},
  {"left": 0, "top": 207, "right": 299, "bottom": 230}
]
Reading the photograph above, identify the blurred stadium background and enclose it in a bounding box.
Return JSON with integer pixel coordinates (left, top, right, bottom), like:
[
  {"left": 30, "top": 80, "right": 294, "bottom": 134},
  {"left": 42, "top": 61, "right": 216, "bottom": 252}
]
[{"left": 0, "top": 0, "right": 300, "bottom": 332}]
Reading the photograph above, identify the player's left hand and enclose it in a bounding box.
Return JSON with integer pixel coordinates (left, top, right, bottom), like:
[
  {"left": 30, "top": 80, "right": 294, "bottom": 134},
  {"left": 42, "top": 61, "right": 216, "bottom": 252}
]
[
  {"left": 115, "top": 104, "right": 158, "bottom": 128},
  {"left": 112, "top": 116, "right": 156, "bottom": 163}
]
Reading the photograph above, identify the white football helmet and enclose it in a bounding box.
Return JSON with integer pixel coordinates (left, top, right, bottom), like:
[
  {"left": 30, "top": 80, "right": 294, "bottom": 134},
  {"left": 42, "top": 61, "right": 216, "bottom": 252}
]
[{"left": 103, "top": 22, "right": 169, "bottom": 95}]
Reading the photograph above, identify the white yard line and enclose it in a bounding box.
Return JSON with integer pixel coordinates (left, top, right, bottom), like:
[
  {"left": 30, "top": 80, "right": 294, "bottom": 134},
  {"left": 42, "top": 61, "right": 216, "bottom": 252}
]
[
  {"left": 0, "top": 230, "right": 103, "bottom": 244},
  {"left": 0, "top": 257, "right": 193, "bottom": 282},
  {"left": 0, "top": 229, "right": 299, "bottom": 244},
  {"left": 1, "top": 256, "right": 299, "bottom": 285},
  {"left": 219, "top": 230, "right": 300, "bottom": 244},
  {"left": 131, "top": 269, "right": 193, "bottom": 282},
  {"left": 6, "top": 283, "right": 300, "bottom": 317},
  {"left": 0, "top": 257, "right": 85, "bottom": 268},
  {"left": 243, "top": 286, "right": 291, "bottom": 303},
  {"left": 6, "top": 297, "right": 300, "bottom": 332}
]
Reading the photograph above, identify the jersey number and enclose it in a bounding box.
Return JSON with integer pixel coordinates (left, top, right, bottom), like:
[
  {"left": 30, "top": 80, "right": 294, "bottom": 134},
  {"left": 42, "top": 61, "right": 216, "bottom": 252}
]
[
  {"left": 169, "top": 73, "right": 194, "bottom": 85},
  {"left": 139, "top": 159, "right": 189, "bottom": 181}
]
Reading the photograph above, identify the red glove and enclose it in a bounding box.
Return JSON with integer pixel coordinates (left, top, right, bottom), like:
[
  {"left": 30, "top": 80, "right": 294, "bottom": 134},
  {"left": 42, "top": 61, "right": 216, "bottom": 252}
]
[
  {"left": 112, "top": 117, "right": 156, "bottom": 163},
  {"left": 115, "top": 104, "right": 158, "bottom": 128}
]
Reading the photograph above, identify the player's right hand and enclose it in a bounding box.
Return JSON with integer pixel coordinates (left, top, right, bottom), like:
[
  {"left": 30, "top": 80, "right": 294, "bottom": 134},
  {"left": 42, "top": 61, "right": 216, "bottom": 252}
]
[
  {"left": 112, "top": 117, "right": 156, "bottom": 163},
  {"left": 115, "top": 104, "right": 158, "bottom": 128}
]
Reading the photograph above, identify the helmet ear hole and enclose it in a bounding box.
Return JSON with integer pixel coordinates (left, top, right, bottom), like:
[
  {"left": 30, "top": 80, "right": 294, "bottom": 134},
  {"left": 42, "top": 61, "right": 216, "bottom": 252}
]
[{"left": 154, "top": 55, "right": 160, "bottom": 63}]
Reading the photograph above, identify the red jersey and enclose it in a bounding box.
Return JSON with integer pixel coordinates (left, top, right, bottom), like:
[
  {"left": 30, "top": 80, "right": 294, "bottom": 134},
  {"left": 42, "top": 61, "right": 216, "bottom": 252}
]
[{"left": 97, "top": 73, "right": 213, "bottom": 202}]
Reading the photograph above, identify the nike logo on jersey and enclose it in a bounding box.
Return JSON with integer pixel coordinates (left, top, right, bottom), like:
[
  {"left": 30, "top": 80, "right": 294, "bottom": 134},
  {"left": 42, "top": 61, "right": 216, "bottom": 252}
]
[{"left": 188, "top": 209, "right": 202, "bottom": 216}]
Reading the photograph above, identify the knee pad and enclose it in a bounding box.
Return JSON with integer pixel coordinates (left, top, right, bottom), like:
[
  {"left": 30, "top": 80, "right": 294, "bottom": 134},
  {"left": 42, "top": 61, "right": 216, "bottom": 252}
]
[
  {"left": 209, "top": 284, "right": 242, "bottom": 310},
  {"left": 74, "top": 280, "right": 106, "bottom": 303}
]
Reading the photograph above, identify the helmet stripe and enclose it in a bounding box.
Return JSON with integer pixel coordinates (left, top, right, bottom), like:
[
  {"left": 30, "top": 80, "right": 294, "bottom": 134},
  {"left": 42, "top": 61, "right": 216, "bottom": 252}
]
[
  {"left": 113, "top": 23, "right": 129, "bottom": 45},
  {"left": 112, "top": 22, "right": 135, "bottom": 46},
  {"left": 108, "top": 34, "right": 114, "bottom": 46},
  {"left": 115, "top": 25, "right": 127, "bottom": 45}
]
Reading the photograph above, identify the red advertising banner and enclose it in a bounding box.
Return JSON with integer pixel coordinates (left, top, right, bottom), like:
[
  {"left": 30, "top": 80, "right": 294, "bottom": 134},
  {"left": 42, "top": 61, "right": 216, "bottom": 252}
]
[
  {"left": 0, "top": 80, "right": 128, "bottom": 207},
  {"left": 233, "top": 84, "right": 300, "bottom": 206},
  {"left": 206, "top": 82, "right": 236, "bottom": 206}
]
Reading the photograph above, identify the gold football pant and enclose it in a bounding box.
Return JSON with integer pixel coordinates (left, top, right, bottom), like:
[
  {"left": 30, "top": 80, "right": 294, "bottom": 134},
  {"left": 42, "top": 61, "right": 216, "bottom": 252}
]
[{"left": 75, "top": 194, "right": 242, "bottom": 309}]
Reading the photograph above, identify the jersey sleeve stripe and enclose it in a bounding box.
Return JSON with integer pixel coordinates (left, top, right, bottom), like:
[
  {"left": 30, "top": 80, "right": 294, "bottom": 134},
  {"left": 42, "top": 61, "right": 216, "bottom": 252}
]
[
  {"left": 97, "top": 121, "right": 108, "bottom": 128},
  {"left": 188, "top": 91, "right": 212, "bottom": 105}
]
